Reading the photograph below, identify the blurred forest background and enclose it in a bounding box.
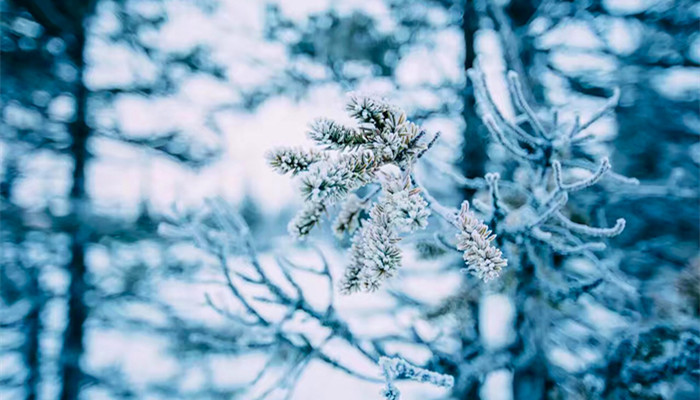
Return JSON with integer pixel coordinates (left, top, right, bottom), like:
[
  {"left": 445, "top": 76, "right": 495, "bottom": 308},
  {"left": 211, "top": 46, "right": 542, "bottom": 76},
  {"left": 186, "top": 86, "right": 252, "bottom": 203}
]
[{"left": 1, "top": 0, "right": 698, "bottom": 399}]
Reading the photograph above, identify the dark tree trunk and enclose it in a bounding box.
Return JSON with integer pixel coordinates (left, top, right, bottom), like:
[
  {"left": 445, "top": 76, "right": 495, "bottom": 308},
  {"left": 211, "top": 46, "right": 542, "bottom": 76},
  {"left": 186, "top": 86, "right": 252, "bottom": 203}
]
[
  {"left": 461, "top": 0, "right": 487, "bottom": 195},
  {"left": 59, "top": 30, "right": 89, "bottom": 400},
  {"left": 510, "top": 252, "right": 552, "bottom": 400},
  {"left": 492, "top": 0, "right": 540, "bottom": 102},
  {"left": 25, "top": 266, "right": 42, "bottom": 400}
]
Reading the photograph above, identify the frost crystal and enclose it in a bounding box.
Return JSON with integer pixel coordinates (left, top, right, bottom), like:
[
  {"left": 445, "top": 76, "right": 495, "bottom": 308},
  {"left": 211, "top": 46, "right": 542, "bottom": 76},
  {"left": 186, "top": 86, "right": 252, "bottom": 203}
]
[
  {"left": 344, "top": 216, "right": 402, "bottom": 294},
  {"left": 332, "top": 194, "right": 365, "bottom": 238},
  {"left": 288, "top": 201, "right": 325, "bottom": 239},
  {"left": 346, "top": 96, "right": 399, "bottom": 127},
  {"left": 299, "top": 163, "right": 358, "bottom": 204},
  {"left": 378, "top": 167, "right": 430, "bottom": 232},
  {"left": 309, "top": 118, "right": 369, "bottom": 148},
  {"left": 456, "top": 201, "right": 507, "bottom": 281},
  {"left": 266, "top": 146, "right": 325, "bottom": 175}
]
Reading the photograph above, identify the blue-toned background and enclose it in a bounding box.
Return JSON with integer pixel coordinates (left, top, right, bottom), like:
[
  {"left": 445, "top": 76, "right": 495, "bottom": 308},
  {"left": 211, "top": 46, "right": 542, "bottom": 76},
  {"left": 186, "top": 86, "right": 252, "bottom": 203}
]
[{"left": 1, "top": 0, "right": 698, "bottom": 399}]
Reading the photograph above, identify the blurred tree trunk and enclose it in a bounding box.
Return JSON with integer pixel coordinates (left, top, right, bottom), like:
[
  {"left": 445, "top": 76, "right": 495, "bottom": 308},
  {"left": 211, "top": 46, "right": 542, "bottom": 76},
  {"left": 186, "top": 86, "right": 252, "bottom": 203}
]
[
  {"left": 7, "top": 2, "right": 95, "bottom": 398},
  {"left": 501, "top": 0, "right": 539, "bottom": 101},
  {"left": 461, "top": 0, "right": 487, "bottom": 196},
  {"left": 462, "top": 3, "right": 548, "bottom": 398},
  {"left": 489, "top": 3, "right": 549, "bottom": 398},
  {"left": 25, "top": 266, "right": 42, "bottom": 400},
  {"left": 60, "top": 27, "right": 89, "bottom": 400},
  {"left": 510, "top": 253, "right": 552, "bottom": 400}
]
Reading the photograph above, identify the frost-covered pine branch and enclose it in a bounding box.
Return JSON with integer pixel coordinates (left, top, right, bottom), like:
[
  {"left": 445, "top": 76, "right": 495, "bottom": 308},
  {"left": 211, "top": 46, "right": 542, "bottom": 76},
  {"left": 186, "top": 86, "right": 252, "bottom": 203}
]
[
  {"left": 467, "top": 62, "right": 632, "bottom": 255},
  {"left": 456, "top": 201, "right": 507, "bottom": 281},
  {"left": 378, "top": 356, "right": 454, "bottom": 400},
  {"left": 332, "top": 193, "right": 365, "bottom": 238},
  {"left": 268, "top": 95, "right": 497, "bottom": 293},
  {"left": 340, "top": 166, "right": 430, "bottom": 293},
  {"left": 309, "top": 118, "right": 369, "bottom": 148},
  {"left": 266, "top": 147, "right": 326, "bottom": 175},
  {"left": 288, "top": 200, "right": 326, "bottom": 239}
]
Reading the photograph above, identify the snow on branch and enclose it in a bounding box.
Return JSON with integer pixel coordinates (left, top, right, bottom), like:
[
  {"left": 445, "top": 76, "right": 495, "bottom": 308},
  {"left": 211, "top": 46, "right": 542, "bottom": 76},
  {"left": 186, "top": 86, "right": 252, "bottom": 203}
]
[
  {"left": 266, "top": 146, "right": 326, "bottom": 175},
  {"left": 309, "top": 118, "right": 369, "bottom": 148},
  {"left": 456, "top": 201, "right": 507, "bottom": 281},
  {"left": 552, "top": 158, "right": 611, "bottom": 192},
  {"left": 269, "top": 95, "right": 508, "bottom": 293},
  {"left": 466, "top": 62, "right": 629, "bottom": 255},
  {"left": 340, "top": 167, "right": 430, "bottom": 294},
  {"left": 378, "top": 356, "right": 454, "bottom": 400},
  {"left": 160, "top": 199, "right": 389, "bottom": 398}
]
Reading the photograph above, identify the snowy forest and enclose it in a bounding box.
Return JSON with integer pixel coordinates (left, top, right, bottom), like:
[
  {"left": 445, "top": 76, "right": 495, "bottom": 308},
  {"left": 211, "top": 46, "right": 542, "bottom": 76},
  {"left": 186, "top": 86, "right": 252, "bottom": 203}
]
[{"left": 1, "top": 0, "right": 698, "bottom": 399}]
